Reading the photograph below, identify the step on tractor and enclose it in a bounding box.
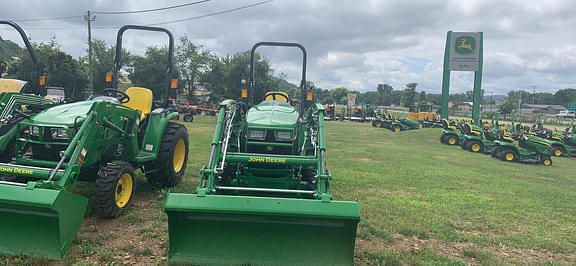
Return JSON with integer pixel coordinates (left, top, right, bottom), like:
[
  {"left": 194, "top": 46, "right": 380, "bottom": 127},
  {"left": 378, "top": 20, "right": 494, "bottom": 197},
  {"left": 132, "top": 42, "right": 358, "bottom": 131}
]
[
  {"left": 0, "top": 21, "right": 53, "bottom": 162},
  {"left": 491, "top": 131, "right": 552, "bottom": 166},
  {"left": 164, "top": 42, "right": 360, "bottom": 265},
  {"left": 0, "top": 25, "right": 189, "bottom": 259}
]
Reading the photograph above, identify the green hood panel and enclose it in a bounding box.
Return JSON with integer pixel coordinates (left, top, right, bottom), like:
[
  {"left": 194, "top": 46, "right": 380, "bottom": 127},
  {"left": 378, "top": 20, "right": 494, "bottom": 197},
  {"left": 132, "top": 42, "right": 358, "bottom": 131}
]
[
  {"left": 246, "top": 102, "right": 298, "bottom": 129},
  {"left": 30, "top": 101, "right": 95, "bottom": 126}
]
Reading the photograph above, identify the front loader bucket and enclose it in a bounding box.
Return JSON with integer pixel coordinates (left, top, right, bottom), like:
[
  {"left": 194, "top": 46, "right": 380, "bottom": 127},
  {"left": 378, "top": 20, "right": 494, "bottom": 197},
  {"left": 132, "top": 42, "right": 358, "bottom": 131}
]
[
  {"left": 165, "top": 194, "right": 360, "bottom": 265},
  {"left": 0, "top": 184, "right": 88, "bottom": 259}
]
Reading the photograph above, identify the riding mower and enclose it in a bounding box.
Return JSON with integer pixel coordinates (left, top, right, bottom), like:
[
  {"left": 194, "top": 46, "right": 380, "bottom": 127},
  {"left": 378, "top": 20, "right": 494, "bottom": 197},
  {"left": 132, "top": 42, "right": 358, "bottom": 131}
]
[
  {"left": 528, "top": 114, "right": 576, "bottom": 157},
  {"left": 440, "top": 119, "right": 464, "bottom": 145},
  {"left": 389, "top": 116, "right": 420, "bottom": 132},
  {"left": 0, "top": 21, "right": 53, "bottom": 162},
  {"left": 164, "top": 42, "right": 360, "bottom": 265},
  {"left": 490, "top": 131, "right": 552, "bottom": 166},
  {"left": 0, "top": 25, "right": 189, "bottom": 259},
  {"left": 460, "top": 114, "right": 514, "bottom": 153}
]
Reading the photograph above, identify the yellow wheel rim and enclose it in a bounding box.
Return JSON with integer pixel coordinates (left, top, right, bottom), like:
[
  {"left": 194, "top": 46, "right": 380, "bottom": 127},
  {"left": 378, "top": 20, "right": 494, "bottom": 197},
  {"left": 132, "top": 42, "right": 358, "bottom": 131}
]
[
  {"left": 394, "top": 127, "right": 401, "bottom": 132},
  {"left": 448, "top": 138, "right": 456, "bottom": 145},
  {"left": 554, "top": 150, "right": 562, "bottom": 156},
  {"left": 173, "top": 138, "right": 186, "bottom": 173},
  {"left": 505, "top": 153, "right": 514, "bottom": 161},
  {"left": 543, "top": 159, "right": 551, "bottom": 166},
  {"left": 472, "top": 144, "right": 481, "bottom": 152},
  {"left": 115, "top": 173, "right": 133, "bottom": 208},
  {"left": 376, "top": 122, "right": 381, "bottom": 127}
]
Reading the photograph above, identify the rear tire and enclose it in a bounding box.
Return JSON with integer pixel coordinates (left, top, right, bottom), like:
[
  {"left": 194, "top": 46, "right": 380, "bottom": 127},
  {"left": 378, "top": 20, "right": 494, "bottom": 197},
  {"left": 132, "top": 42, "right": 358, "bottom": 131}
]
[
  {"left": 440, "top": 134, "right": 446, "bottom": 143},
  {"left": 393, "top": 125, "right": 402, "bottom": 132},
  {"left": 500, "top": 149, "right": 517, "bottom": 162},
  {"left": 551, "top": 145, "right": 564, "bottom": 157},
  {"left": 144, "top": 122, "right": 189, "bottom": 188},
  {"left": 94, "top": 161, "right": 135, "bottom": 218},
  {"left": 183, "top": 114, "right": 194, "bottom": 122}
]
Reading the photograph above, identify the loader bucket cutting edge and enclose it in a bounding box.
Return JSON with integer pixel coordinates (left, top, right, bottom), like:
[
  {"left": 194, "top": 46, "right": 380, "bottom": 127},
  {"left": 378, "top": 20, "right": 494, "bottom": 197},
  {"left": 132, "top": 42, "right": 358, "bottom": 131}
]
[
  {"left": 0, "top": 184, "right": 88, "bottom": 259},
  {"left": 165, "top": 193, "right": 360, "bottom": 265}
]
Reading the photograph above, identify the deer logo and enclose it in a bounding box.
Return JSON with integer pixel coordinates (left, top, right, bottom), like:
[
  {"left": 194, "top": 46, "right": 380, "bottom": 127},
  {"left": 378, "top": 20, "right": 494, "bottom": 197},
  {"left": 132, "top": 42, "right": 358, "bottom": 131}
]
[{"left": 454, "top": 36, "right": 475, "bottom": 54}]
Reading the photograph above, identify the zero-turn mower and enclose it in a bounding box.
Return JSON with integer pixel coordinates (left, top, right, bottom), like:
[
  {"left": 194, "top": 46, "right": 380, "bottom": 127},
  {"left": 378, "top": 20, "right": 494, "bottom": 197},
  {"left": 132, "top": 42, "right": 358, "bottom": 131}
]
[
  {"left": 0, "top": 25, "right": 189, "bottom": 259},
  {"left": 164, "top": 42, "right": 360, "bottom": 265}
]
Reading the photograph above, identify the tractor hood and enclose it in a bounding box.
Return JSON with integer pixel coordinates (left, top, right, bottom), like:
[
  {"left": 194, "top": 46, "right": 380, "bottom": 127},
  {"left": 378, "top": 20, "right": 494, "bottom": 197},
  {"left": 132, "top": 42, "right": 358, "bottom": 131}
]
[
  {"left": 246, "top": 101, "right": 298, "bottom": 129},
  {"left": 30, "top": 101, "right": 95, "bottom": 126}
]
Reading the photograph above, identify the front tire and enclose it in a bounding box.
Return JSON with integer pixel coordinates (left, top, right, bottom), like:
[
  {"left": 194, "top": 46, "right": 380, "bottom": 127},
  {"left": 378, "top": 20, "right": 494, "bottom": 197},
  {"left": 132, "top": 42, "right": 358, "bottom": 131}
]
[
  {"left": 144, "top": 122, "right": 189, "bottom": 187},
  {"left": 551, "top": 145, "right": 564, "bottom": 157},
  {"left": 467, "top": 140, "right": 483, "bottom": 153},
  {"left": 540, "top": 155, "right": 552, "bottom": 166},
  {"left": 94, "top": 161, "right": 135, "bottom": 218},
  {"left": 446, "top": 135, "right": 458, "bottom": 145}
]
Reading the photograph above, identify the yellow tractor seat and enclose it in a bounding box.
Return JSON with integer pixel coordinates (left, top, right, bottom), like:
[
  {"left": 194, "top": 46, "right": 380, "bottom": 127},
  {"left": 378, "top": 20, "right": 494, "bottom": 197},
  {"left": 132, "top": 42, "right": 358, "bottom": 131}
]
[
  {"left": 124, "top": 87, "right": 153, "bottom": 120},
  {"left": 0, "top": 79, "right": 26, "bottom": 93},
  {"left": 264, "top": 91, "right": 289, "bottom": 103}
]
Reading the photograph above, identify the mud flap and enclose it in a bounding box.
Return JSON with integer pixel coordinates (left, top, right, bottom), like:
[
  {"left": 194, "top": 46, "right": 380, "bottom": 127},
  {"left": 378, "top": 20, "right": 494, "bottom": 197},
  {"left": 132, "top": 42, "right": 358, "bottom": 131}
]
[
  {"left": 0, "top": 184, "right": 88, "bottom": 259},
  {"left": 165, "top": 193, "right": 360, "bottom": 265}
]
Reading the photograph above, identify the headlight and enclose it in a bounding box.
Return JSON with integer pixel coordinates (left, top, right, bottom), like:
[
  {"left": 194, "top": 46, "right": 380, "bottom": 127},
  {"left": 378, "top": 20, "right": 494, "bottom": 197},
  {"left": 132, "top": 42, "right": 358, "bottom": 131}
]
[
  {"left": 50, "top": 128, "right": 68, "bottom": 139},
  {"left": 248, "top": 130, "right": 266, "bottom": 140},
  {"left": 30, "top": 126, "right": 40, "bottom": 136},
  {"left": 274, "top": 131, "right": 292, "bottom": 141}
]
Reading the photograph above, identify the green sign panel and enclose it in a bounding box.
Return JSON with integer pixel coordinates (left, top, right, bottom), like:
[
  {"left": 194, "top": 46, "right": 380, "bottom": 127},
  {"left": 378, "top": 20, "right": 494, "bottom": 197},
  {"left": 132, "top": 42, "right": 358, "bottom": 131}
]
[
  {"left": 568, "top": 105, "right": 576, "bottom": 111},
  {"left": 454, "top": 36, "right": 476, "bottom": 55}
]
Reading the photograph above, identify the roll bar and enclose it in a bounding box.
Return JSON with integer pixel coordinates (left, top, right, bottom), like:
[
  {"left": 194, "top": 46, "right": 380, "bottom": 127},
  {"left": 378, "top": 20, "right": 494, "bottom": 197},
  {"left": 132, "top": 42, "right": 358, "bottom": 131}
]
[
  {"left": 249, "top": 42, "right": 307, "bottom": 116},
  {"left": 111, "top": 25, "right": 176, "bottom": 108},
  {"left": 0, "top": 21, "right": 46, "bottom": 96}
]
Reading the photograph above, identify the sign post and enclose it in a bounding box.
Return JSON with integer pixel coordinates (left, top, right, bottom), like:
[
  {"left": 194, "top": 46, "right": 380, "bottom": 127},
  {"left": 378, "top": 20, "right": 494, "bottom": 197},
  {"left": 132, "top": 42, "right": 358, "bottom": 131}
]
[{"left": 441, "top": 31, "right": 483, "bottom": 122}]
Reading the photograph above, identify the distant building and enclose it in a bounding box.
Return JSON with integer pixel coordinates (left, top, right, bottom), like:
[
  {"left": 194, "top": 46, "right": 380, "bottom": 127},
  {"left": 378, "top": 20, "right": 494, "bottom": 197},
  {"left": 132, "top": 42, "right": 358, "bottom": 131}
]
[
  {"left": 520, "top": 104, "right": 566, "bottom": 114},
  {"left": 451, "top": 101, "right": 474, "bottom": 111}
]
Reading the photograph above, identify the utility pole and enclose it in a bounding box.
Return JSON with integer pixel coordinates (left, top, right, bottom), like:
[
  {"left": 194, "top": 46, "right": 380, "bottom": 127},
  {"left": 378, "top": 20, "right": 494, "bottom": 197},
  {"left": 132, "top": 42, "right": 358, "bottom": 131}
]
[
  {"left": 532, "top": 85, "right": 537, "bottom": 104},
  {"left": 84, "top": 11, "right": 96, "bottom": 94},
  {"left": 518, "top": 90, "right": 522, "bottom": 113}
]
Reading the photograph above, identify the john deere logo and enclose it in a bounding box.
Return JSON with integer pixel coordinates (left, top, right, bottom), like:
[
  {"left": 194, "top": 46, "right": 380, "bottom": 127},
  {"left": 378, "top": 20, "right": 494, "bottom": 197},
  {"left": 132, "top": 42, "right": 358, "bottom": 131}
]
[{"left": 454, "top": 36, "right": 475, "bottom": 54}]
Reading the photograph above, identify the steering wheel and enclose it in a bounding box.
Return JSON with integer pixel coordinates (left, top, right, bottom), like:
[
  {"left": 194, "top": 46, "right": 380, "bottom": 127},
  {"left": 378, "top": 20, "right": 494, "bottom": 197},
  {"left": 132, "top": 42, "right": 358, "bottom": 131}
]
[
  {"left": 265, "top": 92, "right": 289, "bottom": 102},
  {"left": 103, "top": 89, "right": 130, "bottom": 103}
]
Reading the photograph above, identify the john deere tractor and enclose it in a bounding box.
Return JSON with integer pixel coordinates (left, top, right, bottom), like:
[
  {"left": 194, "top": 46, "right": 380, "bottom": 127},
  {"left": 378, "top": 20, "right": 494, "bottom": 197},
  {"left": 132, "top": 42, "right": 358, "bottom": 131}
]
[
  {"left": 529, "top": 115, "right": 576, "bottom": 157},
  {"left": 389, "top": 116, "right": 420, "bottom": 132},
  {"left": 164, "top": 42, "right": 360, "bottom": 265},
  {"left": 491, "top": 131, "right": 552, "bottom": 166},
  {"left": 0, "top": 21, "right": 53, "bottom": 162},
  {"left": 0, "top": 25, "right": 189, "bottom": 259}
]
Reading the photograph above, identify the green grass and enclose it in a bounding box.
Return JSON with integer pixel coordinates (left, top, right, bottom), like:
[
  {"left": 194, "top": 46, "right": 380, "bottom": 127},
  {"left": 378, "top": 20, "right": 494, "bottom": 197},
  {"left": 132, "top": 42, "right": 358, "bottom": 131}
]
[{"left": 174, "top": 116, "right": 576, "bottom": 264}]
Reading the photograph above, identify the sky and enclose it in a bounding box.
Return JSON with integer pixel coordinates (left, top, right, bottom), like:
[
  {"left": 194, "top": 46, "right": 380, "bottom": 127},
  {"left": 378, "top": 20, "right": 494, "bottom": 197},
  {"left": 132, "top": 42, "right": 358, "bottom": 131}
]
[{"left": 1, "top": 0, "right": 575, "bottom": 95}]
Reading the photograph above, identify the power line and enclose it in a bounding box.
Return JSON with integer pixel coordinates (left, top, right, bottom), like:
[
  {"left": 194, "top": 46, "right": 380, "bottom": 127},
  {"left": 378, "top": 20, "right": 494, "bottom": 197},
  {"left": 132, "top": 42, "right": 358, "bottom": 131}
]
[
  {"left": 93, "top": 0, "right": 210, "bottom": 15},
  {"left": 147, "top": 0, "right": 274, "bottom": 26},
  {"left": 11, "top": 15, "right": 83, "bottom": 22}
]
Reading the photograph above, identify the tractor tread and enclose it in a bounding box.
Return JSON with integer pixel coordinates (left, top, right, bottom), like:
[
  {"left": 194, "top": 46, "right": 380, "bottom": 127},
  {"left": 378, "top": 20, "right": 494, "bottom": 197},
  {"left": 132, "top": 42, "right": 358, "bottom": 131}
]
[
  {"left": 144, "top": 122, "right": 189, "bottom": 188},
  {"left": 94, "top": 161, "right": 135, "bottom": 218}
]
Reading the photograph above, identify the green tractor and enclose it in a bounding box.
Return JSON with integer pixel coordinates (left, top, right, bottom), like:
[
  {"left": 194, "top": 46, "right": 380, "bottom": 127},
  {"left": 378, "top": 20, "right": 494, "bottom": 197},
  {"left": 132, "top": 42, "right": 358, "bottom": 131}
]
[
  {"left": 389, "top": 116, "right": 420, "bottom": 132},
  {"left": 491, "top": 131, "right": 552, "bottom": 166},
  {"left": 0, "top": 21, "right": 53, "bottom": 162},
  {"left": 164, "top": 42, "right": 360, "bottom": 265},
  {"left": 529, "top": 115, "right": 576, "bottom": 157},
  {"left": 440, "top": 119, "right": 464, "bottom": 145},
  {"left": 0, "top": 25, "right": 189, "bottom": 259},
  {"left": 460, "top": 114, "right": 514, "bottom": 153}
]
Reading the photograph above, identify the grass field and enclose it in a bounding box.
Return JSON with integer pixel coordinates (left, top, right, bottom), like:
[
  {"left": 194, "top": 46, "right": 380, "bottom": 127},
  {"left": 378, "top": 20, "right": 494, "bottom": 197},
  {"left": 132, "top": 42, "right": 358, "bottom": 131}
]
[{"left": 2, "top": 115, "right": 575, "bottom": 265}]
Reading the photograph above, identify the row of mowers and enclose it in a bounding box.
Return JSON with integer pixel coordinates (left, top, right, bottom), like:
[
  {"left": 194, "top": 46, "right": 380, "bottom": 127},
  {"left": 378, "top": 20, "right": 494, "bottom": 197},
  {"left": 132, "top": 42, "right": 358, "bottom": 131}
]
[
  {"left": 0, "top": 22, "right": 359, "bottom": 265},
  {"left": 439, "top": 113, "right": 561, "bottom": 166},
  {"left": 371, "top": 111, "right": 441, "bottom": 132}
]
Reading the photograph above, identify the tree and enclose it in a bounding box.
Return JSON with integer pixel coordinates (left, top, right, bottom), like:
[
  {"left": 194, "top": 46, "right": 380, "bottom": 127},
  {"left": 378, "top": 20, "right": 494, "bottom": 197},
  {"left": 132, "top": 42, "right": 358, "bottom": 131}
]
[
  {"left": 129, "top": 46, "right": 177, "bottom": 101},
  {"left": 498, "top": 100, "right": 516, "bottom": 119},
  {"left": 330, "top": 87, "right": 349, "bottom": 105},
  {"left": 553, "top": 88, "right": 576, "bottom": 106},
  {"left": 0, "top": 37, "right": 22, "bottom": 62},
  {"left": 80, "top": 39, "right": 132, "bottom": 96},
  {"left": 176, "top": 36, "right": 214, "bottom": 103},
  {"left": 8, "top": 38, "right": 87, "bottom": 99},
  {"left": 376, "top": 83, "right": 393, "bottom": 106},
  {"left": 402, "top": 82, "right": 418, "bottom": 107}
]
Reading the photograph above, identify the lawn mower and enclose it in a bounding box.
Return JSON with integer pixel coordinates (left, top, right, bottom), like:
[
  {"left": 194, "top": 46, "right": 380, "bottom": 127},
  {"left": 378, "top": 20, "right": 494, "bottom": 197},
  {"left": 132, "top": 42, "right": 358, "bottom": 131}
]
[
  {"left": 164, "top": 42, "right": 360, "bottom": 265},
  {"left": 0, "top": 25, "right": 189, "bottom": 259},
  {"left": 490, "top": 131, "right": 552, "bottom": 166},
  {"left": 389, "top": 116, "right": 420, "bottom": 132},
  {"left": 440, "top": 119, "right": 464, "bottom": 145}
]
